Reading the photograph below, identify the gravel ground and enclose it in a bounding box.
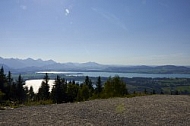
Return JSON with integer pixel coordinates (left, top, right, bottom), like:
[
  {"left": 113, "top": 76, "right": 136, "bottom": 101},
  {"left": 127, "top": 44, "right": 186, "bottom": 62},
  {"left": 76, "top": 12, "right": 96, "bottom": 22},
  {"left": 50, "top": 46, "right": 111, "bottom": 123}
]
[{"left": 0, "top": 95, "right": 190, "bottom": 126}]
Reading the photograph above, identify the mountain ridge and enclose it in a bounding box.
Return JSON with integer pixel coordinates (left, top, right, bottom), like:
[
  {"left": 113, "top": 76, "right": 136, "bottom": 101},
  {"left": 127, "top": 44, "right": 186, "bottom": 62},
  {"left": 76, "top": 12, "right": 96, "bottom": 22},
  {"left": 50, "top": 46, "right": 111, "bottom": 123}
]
[{"left": 0, "top": 57, "right": 190, "bottom": 74}]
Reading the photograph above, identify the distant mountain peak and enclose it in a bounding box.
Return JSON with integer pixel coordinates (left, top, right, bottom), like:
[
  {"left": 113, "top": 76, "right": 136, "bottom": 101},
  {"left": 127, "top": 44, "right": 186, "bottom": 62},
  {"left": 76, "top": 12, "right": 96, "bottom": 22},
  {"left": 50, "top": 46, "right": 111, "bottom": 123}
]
[
  {"left": 0, "top": 57, "right": 56, "bottom": 69},
  {"left": 0, "top": 57, "right": 190, "bottom": 74},
  {"left": 83, "top": 61, "right": 100, "bottom": 65},
  {"left": 47, "top": 59, "right": 55, "bottom": 62},
  {"left": 25, "top": 58, "right": 33, "bottom": 61}
]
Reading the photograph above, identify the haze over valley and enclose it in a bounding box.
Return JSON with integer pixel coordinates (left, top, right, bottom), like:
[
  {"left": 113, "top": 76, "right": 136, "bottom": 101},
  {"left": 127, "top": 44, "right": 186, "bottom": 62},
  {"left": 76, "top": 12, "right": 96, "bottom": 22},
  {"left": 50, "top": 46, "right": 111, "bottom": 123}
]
[{"left": 1, "top": 57, "right": 190, "bottom": 74}]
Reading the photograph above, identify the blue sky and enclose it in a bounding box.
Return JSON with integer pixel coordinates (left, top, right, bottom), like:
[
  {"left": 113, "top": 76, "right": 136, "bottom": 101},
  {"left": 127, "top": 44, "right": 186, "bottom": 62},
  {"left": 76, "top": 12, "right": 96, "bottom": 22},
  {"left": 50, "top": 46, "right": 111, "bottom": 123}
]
[{"left": 0, "top": 0, "right": 190, "bottom": 65}]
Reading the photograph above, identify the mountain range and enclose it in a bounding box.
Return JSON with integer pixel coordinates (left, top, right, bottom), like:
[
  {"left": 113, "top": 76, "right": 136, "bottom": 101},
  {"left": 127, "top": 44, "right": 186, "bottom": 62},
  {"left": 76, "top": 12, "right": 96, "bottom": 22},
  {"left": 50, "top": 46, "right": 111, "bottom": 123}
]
[
  {"left": 0, "top": 57, "right": 107, "bottom": 73},
  {"left": 0, "top": 57, "right": 190, "bottom": 74}
]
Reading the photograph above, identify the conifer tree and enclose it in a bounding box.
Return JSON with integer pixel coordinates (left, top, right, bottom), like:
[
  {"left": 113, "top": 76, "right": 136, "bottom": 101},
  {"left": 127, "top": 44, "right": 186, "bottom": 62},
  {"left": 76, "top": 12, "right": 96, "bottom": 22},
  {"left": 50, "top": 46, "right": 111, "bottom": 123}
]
[
  {"left": 152, "top": 89, "right": 156, "bottom": 94},
  {"left": 7, "top": 71, "right": 12, "bottom": 84},
  {"left": 67, "top": 81, "right": 79, "bottom": 102},
  {"left": 38, "top": 73, "right": 50, "bottom": 100},
  {"left": 81, "top": 84, "right": 89, "bottom": 101},
  {"left": 51, "top": 75, "right": 64, "bottom": 103},
  {"left": 95, "top": 76, "right": 102, "bottom": 96},
  {"left": 84, "top": 76, "right": 94, "bottom": 97},
  {"left": 10, "top": 82, "right": 17, "bottom": 101},
  {"left": 144, "top": 88, "right": 147, "bottom": 94},
  {"left": 0, "top": 66, "right": 6, "bottom": 93},
  {"left": 6, "top": 71, "right": 13, "bottom": 100},
  {"left": 76, "top": 87, "right": 83, "bottom": 102},
  {"left": 60, "top": 78, "right": 67, "bottom": 102},
  {"left": 160, "top": 90, "right": 164, "bottom": 94},
  {"left": 16, "top": 74, "right": 26, "bottom": 103},
  {"left": 29, "top": 86, "right": 35, "bottom": 100},
  {"left": 175, "top": 90, "right": 179, "bottom": 95}
]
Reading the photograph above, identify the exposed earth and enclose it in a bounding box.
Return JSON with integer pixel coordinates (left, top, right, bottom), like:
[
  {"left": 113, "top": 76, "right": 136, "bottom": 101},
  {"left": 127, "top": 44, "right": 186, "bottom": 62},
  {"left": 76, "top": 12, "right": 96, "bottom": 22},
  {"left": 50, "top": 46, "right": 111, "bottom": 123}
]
[{"left": 0, "top": 95, "right": 190, "bottom": 126}]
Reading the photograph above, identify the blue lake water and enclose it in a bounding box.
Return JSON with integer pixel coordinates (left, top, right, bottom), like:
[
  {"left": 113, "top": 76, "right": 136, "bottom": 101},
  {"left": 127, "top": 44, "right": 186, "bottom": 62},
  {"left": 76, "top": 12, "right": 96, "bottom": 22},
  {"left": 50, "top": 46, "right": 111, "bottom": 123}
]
[
  {"left": 26, "top": 72, "right": 190, "bottom": 93},
  {"left": 37, "top": 71, "right": 190, "bottom": 78},
  {"left": 80, "top": 72, "right": 190, "bottom": 78}
]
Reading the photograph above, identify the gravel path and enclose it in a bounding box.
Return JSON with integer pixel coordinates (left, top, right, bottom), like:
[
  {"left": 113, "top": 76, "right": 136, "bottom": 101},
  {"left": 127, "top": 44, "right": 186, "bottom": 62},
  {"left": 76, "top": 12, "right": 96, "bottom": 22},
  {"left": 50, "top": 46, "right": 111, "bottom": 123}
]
[{"left": 0, "top": 95, "right": 190, "bottom": 126}]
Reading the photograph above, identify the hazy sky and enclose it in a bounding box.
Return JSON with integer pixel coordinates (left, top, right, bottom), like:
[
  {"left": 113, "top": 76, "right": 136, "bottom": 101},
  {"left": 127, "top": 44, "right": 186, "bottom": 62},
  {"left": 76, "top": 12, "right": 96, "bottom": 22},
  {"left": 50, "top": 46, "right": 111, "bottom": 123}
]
[{"left": 0, "top": 0, "right": 190, "bottom": 65}]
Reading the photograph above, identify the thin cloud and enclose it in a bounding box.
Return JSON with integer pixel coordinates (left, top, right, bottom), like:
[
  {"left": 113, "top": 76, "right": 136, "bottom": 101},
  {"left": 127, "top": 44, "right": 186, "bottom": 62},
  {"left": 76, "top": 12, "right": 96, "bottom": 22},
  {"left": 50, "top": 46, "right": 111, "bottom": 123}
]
[
  {"left": 65, "top": 9, "right": 70, "bottom": 16},
  {"left": 92, "top": 7, "right": 128, "bottom": 31}
]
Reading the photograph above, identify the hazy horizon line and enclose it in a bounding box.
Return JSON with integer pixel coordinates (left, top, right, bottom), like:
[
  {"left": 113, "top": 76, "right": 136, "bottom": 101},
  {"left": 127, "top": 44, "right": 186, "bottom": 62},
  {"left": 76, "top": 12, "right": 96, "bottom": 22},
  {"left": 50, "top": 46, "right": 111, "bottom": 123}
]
[{"left": 1, "top": 56, "right": 190, "bottom": 67}]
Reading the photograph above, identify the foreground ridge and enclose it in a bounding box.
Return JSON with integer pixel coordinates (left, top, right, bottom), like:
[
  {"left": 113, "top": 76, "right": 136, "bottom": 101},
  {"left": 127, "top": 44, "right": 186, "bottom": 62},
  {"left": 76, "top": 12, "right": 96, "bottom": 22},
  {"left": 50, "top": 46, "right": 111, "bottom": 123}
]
[{"left": 0, "top": 95, "right": 190, "bottom": 126}]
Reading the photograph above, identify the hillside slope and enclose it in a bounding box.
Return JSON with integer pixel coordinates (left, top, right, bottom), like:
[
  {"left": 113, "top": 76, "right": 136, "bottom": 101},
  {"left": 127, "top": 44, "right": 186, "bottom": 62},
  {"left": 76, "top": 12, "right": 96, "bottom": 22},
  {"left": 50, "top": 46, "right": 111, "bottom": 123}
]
[{"left": 0, "top": 95, "right": 190, "bottom": 126}]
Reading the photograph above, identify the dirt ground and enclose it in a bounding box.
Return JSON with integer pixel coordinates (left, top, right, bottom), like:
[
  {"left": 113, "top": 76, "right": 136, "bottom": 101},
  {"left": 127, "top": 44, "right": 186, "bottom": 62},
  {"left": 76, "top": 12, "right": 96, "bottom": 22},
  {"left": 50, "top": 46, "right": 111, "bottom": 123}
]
[{"left": 0, "top": 95, "right": 190, "bottom": 126}]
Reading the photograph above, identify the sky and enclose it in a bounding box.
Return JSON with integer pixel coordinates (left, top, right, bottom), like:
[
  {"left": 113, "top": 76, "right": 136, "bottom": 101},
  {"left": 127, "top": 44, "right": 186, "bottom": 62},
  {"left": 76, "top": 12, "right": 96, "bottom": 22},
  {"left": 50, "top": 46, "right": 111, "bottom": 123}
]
[{"left": 0, "top": 0, "right": 190, "bottom": 65}]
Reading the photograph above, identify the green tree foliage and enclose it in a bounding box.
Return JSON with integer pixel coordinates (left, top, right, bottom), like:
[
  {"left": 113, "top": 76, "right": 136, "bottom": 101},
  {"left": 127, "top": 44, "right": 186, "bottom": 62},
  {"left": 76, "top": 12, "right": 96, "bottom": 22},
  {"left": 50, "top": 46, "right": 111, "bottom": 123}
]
[
  {"left": 9, "top": 82, "right": 17, "bottom": 101},
  {"left": 7, "top": 71, "right": 13, "bottom": 85},
  {"left": 95, "top": 76, "right": 102, "bottom": 95},
  {"left": 0, "top": 90, "right": 5, "bottom": 103},
  {"left": 84, "top": 76, "right": 94, "bottom": 97},
  {"left": 0, "top": 68, "right": 162, "bottom": 107},
  {"left": 160, "top": 89, "right": 164, "bottom": 94},
  {"left": 38, "top": 73, "right": 50, "bottom": 100},
  {"left": 144, "top": 88, "right": 147, "bottom": 94},
  {"left": 51, "top": 76, "right": 67, "bottom": 103},
  {"left": 16, "top": 75, "right": 26, "bottom": 103},
  {"left": 152, "top": 89, "right": 156, "bottom": 94},
  {"left": 60, "top": 78, "right": 67, "bottom": 102},
  {"left": 28, "top": 86, "right": 35, "bottom": 101},
  {"left": 81, "top": 84, "right": 90, "bottom": 101},
  {"left": 6, "top": 71, "right": 13, "bottom": 99},
  {"left": 175, "top": 90, "right": 179, "bottom": 95},
  {"left": 76, "top": 88, "right": 83, "bottom": 102},
  {"left": 0, "top": 70, "right": 13, "bottom": 101},
  {"left": 67, "top": 81, "right": 79, "bottom": 102},
  {"left": 103, "top": 76, "right": 128, "bottom": 98},
  {"left": 0, "top": 66, "right": 6, "bottom": 94}
]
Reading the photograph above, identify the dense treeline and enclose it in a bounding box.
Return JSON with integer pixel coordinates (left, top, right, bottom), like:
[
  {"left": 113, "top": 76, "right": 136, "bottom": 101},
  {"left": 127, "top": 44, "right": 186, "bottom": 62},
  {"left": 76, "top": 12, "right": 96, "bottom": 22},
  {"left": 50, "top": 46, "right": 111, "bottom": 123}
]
[
  {"left": 0, "top": 67, "right": 27, "bottom": 104},
  {"left": 0, "top": 66, "right": 129, "bottom": 106},
  {"left": 1, "top": 66, "right": 185, "bottom": 107}
]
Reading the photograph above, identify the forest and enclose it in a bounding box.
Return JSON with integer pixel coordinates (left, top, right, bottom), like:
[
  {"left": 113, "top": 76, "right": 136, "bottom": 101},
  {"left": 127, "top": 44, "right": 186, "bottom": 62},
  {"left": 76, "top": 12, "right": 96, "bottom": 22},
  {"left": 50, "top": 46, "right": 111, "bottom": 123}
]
[
  {"left": 0, "top": 66, "right": 129, "bottom": 107},
  {"left": 0, "top": 66, "right": 189, "bottom": 108}
]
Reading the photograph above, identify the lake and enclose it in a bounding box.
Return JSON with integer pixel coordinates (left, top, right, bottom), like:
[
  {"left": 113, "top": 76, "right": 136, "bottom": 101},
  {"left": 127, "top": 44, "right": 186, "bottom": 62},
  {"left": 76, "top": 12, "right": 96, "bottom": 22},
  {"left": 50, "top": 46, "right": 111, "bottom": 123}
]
[
  {"left": 25, "top": 71, "right": 190, "bottom": 93},
  {"left": 24, "top": 79, "right": 55, "bottom": 93},
  {"left": 24, "top": 79, "right": 82, "bottom": 93},
  {"left": 36, "top": 71, "right": 190, "bottom": 78}
]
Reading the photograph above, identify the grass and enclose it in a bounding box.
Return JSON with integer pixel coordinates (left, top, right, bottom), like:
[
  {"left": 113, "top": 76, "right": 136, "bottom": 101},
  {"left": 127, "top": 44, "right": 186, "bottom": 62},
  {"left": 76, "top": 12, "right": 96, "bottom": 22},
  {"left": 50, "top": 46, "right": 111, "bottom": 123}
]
[
  {"left": 0, "top": 100, "right": 54, "bottom": 110},
  {"left": 162, "top": 85, "right": 190, "bottom": 94},
  {"left": 115, "top": 103, "right": 125, "bottom": 113},
  {"left": 24, "top": 100, "right": 53, "bottom": 106},
  {"left": 176, "top": 86, "right": 190, "bottom": 92}
]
